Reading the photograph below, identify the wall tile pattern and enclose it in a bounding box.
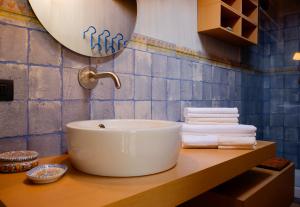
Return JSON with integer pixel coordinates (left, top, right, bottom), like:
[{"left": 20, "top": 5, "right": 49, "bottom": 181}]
[
  {"left": 0, "top": 20, "right": 262, "bottom": 159},
  {"left": 243, "top": 12, "right": 300, "bottom": 168}
]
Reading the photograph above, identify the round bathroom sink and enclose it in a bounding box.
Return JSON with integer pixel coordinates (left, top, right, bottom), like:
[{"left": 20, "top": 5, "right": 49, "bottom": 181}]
[{"left": 66, "top": 119, "right": 181, "bottom": 177}]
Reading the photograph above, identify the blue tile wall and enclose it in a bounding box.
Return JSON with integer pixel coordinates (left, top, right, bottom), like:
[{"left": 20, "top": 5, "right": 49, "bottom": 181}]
[
  {"left": 1, "top": 18, "right": 261, "bottom": 157},
  {"left": 0, "top": 14, "right": 269, "bottom": 165},
  {"left": 243, "top": 11, "right": 300, "bottom": 168},
  {"left": 241, "top": 12, "right": 300, "bottom": 168}
]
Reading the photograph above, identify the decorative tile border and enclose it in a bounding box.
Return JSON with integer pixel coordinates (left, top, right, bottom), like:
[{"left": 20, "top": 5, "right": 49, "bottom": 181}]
[{"left": 0, "top": 0, "right": 34, "bottom": 16}]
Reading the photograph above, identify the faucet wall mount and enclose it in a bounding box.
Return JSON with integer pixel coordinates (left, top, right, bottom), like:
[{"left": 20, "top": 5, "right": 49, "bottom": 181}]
[{"left": 78, "top": 67, "right": 121, "bottom": 90}]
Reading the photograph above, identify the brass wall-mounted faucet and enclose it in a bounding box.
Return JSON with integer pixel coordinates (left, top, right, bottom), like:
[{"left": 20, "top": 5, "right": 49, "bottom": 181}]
[{"left": 78, "top": 66, "right": 121, "bottom": 90}]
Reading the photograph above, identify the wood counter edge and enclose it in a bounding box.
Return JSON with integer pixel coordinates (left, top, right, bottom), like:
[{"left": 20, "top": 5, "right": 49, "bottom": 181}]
[{"left": 105, "top": 141, "right": 276, "bottom": 207}]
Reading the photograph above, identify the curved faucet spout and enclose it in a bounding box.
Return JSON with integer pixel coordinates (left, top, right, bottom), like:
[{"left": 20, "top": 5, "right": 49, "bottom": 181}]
[
  {"left": 78, "top": 66, "right": 122, "bottom": 90},
  {"left": 89, "top": 71, "right": 121, "bottom": 89}
]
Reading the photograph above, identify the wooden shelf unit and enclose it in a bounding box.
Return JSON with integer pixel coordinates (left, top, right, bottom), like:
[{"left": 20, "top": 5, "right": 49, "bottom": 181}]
[{"left": 198, "top": 0, "right": 258, "bottom": 45}]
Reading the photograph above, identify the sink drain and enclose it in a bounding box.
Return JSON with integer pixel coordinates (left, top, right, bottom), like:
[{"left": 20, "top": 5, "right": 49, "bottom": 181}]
[{"left": 98, "top": 124, "right": 105, "bottom": 128}]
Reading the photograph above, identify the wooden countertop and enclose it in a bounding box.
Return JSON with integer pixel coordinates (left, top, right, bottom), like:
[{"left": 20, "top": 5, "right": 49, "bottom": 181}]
[{"left": 0, "top": 141, "right": 275, "bottom": 207}]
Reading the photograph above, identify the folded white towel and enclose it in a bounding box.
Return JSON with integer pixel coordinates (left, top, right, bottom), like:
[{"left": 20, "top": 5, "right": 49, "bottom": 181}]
[
  {"left": 182, "top": 132, "right": 256, "bottom": 137},
  {"left": 185, "top": 122, "right": 239, "bottom": 125},
  {"left": 181, "top": 134, "right": 256, "bottom": 148},
  {"left": 184, "top": 113, "right": 239, "bottom": 118},
  {"left": 218, "top": 145, "right": 256, "bottom": 150},
  {"left": 218, "top": 137, "right": 256, "bottom": 146},
  {"left": 184, "top": 107, "right": 238, "bottom": 114},
  {"left": 181, "top": 124, "right": 257, "bottom": 134},
  {"left": 182, "top": 134, "right": 218, "bottom": 149},
  {"left": 185, "top": 117, "right": 239, "bottom": 123}
]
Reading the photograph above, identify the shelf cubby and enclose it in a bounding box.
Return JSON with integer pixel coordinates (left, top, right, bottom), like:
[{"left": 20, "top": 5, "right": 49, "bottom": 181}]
[
  {"left": 242, "top": 18, "right": 257, "bottom": 43},
  {"left": 197, "top": 0, "right": 258, "bottom": 45},
  {"left": 221, "top": 5, "right": 241, "bottom": 36},
  {"left": 242, "top": 0, "right": 258, "bottom": 23},
  {"left": 221, "top": 0, "right": 242, "bottom": 12}
]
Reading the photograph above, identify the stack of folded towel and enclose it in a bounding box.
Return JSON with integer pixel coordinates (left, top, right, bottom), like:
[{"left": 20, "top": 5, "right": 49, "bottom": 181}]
[
  {"left": 182, "top": 108, "right": 257, "bottom": 150},
  {"left": 184, "top": 107, "right": 239, "bottom": 125}
]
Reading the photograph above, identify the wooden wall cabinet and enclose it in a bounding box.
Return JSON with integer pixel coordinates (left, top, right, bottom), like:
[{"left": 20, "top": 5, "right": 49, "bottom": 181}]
[{"left": 198, "top": 0, "right": 258, "bottom": 45}]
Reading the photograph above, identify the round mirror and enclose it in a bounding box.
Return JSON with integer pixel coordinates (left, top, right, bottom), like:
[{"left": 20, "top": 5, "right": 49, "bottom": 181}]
[{"left": 29, "top": 0, "right": 137, "bottom": 57}]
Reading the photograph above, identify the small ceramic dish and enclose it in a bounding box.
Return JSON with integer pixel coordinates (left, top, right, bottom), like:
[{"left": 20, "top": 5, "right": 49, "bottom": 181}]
[
  {"left": 0, "top": 151, "right": 38, "bottom": 162},
  {"left": 0, "top": 159, "right": 38, "bottom": 173},
  {"left": 26, "top": 164, "right": 68, "bottom": 184}
]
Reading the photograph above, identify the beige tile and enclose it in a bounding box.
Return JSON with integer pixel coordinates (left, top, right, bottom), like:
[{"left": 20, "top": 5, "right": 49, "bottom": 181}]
[
  {"left": 91, "top": 101, "right": 114, "bottom": 119},
  {"left": 152, "top": 54, "right": 167, "bottom": 77},
  {"left": 0, "top": 137, "right": 27, "bottom": 153},
  {"left": 29, "top": 30, "right": 61, "bottom": 66},
  {"left": 114, "top": 74, "right": 134, "bottom": 100},
  {"left": 135, "top": 101, "right": 151, "bottom": 119},
  {"left": 114, "top": 48, "right": 134, "bottom": 73},
  {"left": 29, "top": 101, "right": 61, "bottom": 134},
  {"left": 135, "top": 50, "right": 152, "bottom": 76},
  {"left": 62, "top": 100, "right": 89, "bottom": 131},
  {"left": 29, "top": 66, "right": 61, "bottom": 100},
  {"left": 0, "top": 101, "right": 27, "bottom": 137},
  {"left": 0, "top": 24, "right": 28, "bottom": 63},
  {"left": 91, "top": 77, "right": 114, "bottom": 100},
  {"left": 63, "top": 68, "right": 89, "bottom": 100},
  {"left": 62, "top": 47, "right": 89, "bottom": 69},
  {"left": 91, "top": 55, "right": 114, "bottom": 72},
  {"left": 114, "top": 101, "right": 134, "bottom": 119},
  {"left": 28, "top": 134, "right": 61, "bottom": 157}
]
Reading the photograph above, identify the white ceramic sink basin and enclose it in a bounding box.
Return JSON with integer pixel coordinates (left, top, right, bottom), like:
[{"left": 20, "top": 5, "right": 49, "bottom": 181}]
[{"left": 66, "top": 119, "right": 181, "bottom": 177}]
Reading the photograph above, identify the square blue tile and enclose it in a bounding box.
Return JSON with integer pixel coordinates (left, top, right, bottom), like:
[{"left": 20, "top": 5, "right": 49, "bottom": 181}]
[
  {"left": 167, "top": 101, "right": 181, "bottom": 121},
  {"left": 152, "top": 101, "right": 167, "bottom": 120},
  {"left": 284, "top": 128, "right": 298, "bottom": 142},
  {"left": 152, "top": 78, "right": 166, "bottom": 100},
  {"left": 212, "top": 66, "right": 222, "bottom": 83},
  {"left": 152, "top": 54, "right": 167, "bottom": 77},
  {"left": 167, "top": 79, "right": 180, "bottom": 101},
  {"left": 192, "top": 81, "right": 203, "bottom": 100},
  {"left": 203, "top": 82, "right": 212, "bottom": 100},
  {"left": 180, "top": 80, "right": 193, "bottom": 100},
  {"left": 270, "top": 114, "right": 284, "bottom": 127},
  {"left": 180, "top": 60, "right": 193, "bottom": 80},
  {"left": 167, "top": 57, "right": 180, "bottom": 79},
  {"left": 202, "top": 64, "right": 212, "bottom": 82},
  {"left": 135, "top": 76, "right": 151, "bottom": 100},
  {"left": 284, "top": 74, "right": 300, "bottom": 89}
]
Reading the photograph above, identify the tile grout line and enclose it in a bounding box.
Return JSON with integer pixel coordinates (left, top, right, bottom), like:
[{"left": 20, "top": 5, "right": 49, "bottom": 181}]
[
  {"left": 59, "top": 46, "right": 64, "bottom": 154},
  {"left": 25, "top": 28, "right": 31, "bottom": 150}
]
